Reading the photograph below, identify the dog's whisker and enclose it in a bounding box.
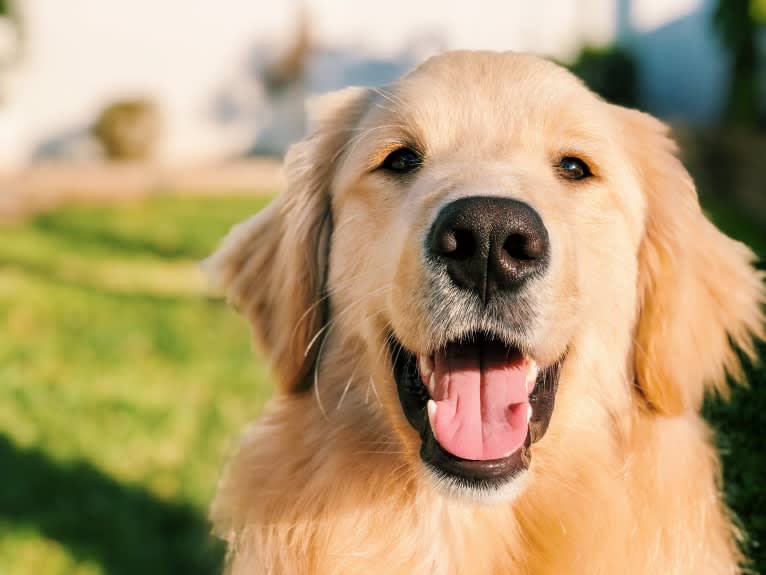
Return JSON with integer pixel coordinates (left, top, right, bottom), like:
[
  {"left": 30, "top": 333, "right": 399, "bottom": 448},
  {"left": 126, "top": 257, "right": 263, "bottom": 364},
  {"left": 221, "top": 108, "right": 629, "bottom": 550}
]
[
  {"left": 335, "top": 362, "right": 359, "bottom": 412},
  {"left": 291, "top": 269, "right": 383, "bottom": 349},
  {"left": 380, "top": 460, "right": 414, "bottom": 488},
  {"left": 303, "top": 284, "right": 392, "bottom": 357},
  {"left": 313, "top": 324, "right": 332, "bottom": 422},
  {"left": 337, "top": 306, "right": 387, "bottom": 351},
  {"left": 313, "top": 293, "right": 393, "bottom": 420},
  {"left": 370, "top": 86, "right": 406, "bottom": 109},
  {"left": 368, "top": 376, "right": 382, "bottom": 408}
]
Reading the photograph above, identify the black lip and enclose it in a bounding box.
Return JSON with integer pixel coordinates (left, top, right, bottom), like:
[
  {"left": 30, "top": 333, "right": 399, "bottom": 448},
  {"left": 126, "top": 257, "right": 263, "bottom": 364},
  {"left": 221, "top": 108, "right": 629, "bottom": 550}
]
[{"left": 390, "top": 334, "right": 564, "bottom": 488}]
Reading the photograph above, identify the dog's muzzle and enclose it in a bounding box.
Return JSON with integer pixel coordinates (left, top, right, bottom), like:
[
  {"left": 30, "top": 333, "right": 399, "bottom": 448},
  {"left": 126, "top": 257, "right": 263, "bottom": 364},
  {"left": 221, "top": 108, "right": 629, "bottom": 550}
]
[{"left": 389, "top": 196, "right": 563, "bottom": 488}]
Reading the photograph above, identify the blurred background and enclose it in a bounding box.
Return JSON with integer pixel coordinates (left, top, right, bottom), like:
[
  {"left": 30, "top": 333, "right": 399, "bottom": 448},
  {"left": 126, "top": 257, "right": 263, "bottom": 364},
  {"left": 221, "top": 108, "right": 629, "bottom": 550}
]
[{"left": 0, "top": 1, "right": 764, "bottom": 573}]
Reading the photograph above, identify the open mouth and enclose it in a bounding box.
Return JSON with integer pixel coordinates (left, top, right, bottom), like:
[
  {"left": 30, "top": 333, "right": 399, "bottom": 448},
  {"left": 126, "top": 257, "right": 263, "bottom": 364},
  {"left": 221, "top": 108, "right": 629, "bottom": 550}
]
[{"left": 391, "top": 331, "right": 564, "bottom": 488}]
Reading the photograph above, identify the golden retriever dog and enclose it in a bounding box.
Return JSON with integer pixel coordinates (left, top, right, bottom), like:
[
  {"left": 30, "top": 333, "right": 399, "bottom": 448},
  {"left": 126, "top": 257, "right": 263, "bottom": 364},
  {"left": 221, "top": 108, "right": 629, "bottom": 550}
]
[{"left": 207, "top": 51, "right": 765, "bottom": 574}]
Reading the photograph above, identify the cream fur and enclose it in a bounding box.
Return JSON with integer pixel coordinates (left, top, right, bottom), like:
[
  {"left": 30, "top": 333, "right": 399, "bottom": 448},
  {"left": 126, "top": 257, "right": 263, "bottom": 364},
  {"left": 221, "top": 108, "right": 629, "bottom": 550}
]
[{"left": 207, "top": 51, "right": 765, "bottom": 574}]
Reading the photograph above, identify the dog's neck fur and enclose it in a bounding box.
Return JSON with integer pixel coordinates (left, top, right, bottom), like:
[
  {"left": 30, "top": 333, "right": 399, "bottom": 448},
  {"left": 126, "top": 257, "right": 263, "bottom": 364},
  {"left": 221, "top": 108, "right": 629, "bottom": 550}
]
[{"left": 211, "top": 355, "right": 741, "bottom": 575}]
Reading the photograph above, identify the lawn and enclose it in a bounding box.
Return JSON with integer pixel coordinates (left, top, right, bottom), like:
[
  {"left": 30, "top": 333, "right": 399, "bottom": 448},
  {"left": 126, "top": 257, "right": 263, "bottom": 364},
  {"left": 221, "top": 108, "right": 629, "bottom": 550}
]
[
  {"left": 0, "top": 193, "right": 763, "bottom": 574},
  {"left": 0, "top": 195, "right": 273, "bottom": 574}
]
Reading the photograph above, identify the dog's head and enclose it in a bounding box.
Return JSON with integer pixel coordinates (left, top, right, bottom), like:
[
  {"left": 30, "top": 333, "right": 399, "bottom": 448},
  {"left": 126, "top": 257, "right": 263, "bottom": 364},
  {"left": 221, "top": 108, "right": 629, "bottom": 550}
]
[{"left": 208, "top": 51, "right": 764, "bottom": 500}]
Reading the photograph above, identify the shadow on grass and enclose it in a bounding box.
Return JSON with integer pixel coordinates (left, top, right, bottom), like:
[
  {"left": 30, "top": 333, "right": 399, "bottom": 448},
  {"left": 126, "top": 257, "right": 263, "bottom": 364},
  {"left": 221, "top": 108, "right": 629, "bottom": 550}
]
[
  {"left": 0, "top": 435, "right": 223, "bottom": 575},
  {"left": 32, "top": 215, "right": 203, "bottom": 261}
]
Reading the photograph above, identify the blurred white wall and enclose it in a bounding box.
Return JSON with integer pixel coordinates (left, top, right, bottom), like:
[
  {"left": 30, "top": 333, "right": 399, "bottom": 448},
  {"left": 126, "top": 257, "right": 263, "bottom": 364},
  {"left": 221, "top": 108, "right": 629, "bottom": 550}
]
[{"left": 0, "top": 0, "right": 724, "bottom": 168}]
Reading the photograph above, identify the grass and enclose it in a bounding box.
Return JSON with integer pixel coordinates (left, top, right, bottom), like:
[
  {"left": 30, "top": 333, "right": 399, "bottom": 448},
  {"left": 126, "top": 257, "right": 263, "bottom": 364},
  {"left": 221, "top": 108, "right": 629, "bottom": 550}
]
[
  {"left": 0, "top": 193, "right": 762, "bottom": 574},
  {"left": 0, "top": 195, "right": 273, "bottom": 574}
]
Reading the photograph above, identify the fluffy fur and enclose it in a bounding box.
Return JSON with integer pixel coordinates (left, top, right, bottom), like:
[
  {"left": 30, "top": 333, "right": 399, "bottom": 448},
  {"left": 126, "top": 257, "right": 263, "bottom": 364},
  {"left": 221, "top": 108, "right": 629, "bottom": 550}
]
[{"left": 207, "top": 51, "right": 765, "bottom": 574}]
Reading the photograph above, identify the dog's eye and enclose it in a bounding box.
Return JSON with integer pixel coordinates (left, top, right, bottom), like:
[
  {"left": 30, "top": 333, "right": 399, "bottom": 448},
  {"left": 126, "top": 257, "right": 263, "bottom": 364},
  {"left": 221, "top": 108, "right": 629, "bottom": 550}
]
[
  {"left": 557, "top": 156, "right": 592, "bottom": 181},
  {"left": 380, "top": 147, "right": 422, "bottom": 174}
]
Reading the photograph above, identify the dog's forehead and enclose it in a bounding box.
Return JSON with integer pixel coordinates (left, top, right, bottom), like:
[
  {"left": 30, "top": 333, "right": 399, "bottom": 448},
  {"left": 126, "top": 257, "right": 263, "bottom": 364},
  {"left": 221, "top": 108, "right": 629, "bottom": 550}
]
[
  {"left": 370, "top": 51, "right": 605, "bottom": 152},
  {"left": 404, "top": 50, "right": 574, "bottom": 85}
]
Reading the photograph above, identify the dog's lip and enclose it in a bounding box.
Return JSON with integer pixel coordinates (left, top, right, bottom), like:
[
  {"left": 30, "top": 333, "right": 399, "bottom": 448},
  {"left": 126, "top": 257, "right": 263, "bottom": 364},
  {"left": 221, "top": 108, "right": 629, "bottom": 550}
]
[
  {"left": 420, "top": 417, "right": 531, "bottom": 483},
  {"left": 390, "top": 332, "right": 564, "bottom": 487}
]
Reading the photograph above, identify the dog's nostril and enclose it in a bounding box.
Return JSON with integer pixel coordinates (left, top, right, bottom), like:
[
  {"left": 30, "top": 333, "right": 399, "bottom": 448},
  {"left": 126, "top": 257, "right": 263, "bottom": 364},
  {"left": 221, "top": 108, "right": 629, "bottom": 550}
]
[
  {"left": 503, "top": 233, "right": 545, "bottom": 262},
  {"left": 436, "top": 228, "right": 475, "bottom": 260},
  {"left": 435, "top": 229, "right": 457, "bottom": 254},
  {"left": 503, "top": 233, "right": 530, "bottom": 261},
  {"left": 452, "top": 229, "right": 475, "bottom": 259}
]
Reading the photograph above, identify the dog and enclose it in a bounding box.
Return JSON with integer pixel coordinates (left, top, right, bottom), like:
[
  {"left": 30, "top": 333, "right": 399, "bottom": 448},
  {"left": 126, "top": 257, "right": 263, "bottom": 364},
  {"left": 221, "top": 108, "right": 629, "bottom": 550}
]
[{"left": 207, "top": 51, "right": 765, "bottom": 574}]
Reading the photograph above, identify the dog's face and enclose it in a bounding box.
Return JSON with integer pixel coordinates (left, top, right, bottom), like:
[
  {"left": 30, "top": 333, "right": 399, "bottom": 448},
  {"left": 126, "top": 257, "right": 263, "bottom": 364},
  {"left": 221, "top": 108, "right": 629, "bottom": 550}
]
[
  {"left": 210, "top": 52, "right": 764, "bottom": 500},
  {"left": 327, "top": 54, "right": 647, "bottom": 492}
]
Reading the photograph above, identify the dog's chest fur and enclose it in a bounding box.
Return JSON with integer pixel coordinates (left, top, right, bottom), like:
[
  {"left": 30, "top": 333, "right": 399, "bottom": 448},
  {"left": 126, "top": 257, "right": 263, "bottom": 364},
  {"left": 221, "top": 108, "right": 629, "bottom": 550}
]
[{"left": 212, "top": 396, "right": 740, "bottom": 575}]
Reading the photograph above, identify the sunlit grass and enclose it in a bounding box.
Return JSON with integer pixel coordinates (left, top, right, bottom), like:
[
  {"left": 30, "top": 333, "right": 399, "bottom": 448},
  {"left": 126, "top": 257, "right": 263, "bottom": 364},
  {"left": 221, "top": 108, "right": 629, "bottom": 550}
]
[{"left": 0, "top": 194, "right": 272, "bottom": 574}]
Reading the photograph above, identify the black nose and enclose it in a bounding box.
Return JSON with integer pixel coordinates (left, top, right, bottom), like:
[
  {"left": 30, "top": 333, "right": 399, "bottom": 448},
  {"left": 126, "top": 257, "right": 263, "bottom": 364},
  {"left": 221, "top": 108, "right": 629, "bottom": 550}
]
[{"left": 428, "top": 196, "right": 550, "bottom": 301}]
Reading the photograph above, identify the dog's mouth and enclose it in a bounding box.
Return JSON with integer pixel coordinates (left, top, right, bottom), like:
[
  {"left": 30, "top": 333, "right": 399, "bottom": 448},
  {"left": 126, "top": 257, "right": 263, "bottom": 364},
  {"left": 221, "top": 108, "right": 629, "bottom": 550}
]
[{"left": 391, "top": 331, "right": 564, "bottom": 488}]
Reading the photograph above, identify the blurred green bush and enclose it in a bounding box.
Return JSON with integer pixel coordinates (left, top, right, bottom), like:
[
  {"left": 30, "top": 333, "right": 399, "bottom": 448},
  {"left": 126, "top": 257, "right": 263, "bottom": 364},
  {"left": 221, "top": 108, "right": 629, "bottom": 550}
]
[
  {"left": 568, "top": 45, "right": 639, "bottom": 107},
  {"left": 714, "top": 0, "right": 766, "bottom": 127},
  {"left": 93, "top": 99, "right": 161, "bottom": 161}
]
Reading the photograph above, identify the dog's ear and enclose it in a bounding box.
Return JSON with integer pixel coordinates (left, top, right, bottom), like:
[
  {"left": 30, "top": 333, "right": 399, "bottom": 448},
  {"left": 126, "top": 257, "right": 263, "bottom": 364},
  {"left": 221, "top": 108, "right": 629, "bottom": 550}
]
[
  {"left": 616, "top": 107, "right": 764, "bottom": 415},
  {"left": 206, "top": 87, "right": 370, "bottom": 394}
]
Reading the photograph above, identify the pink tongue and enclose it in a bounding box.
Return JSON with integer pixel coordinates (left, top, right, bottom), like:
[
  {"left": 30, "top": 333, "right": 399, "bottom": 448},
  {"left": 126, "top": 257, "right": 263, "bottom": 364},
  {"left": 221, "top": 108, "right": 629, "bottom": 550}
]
[{"left": 427, "top": 341, "right": 532, "bottom": 461}]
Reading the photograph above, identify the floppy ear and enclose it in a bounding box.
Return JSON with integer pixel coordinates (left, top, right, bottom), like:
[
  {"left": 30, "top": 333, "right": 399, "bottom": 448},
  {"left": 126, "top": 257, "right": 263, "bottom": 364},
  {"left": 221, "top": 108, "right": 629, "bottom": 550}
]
[
  {"left": 205, "top": 87, "right": 370, "bottom": 394},
  {"left": 617, "top": 107, "right": 765, "bottom": 415}
]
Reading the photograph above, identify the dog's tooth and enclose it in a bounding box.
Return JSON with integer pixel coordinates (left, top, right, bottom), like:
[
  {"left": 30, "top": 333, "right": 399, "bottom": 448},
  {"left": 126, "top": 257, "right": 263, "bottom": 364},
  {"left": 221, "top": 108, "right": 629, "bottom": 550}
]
[
  {"left": 527, "top": 404, "right": 534, "bottom": 423},
  {"left": 427, "top": 399, "right": 437, "bottom": 432},
  {"left": 526, "top": 360, "right": 539, "bottom": 393},
  {"left": 419, "top": 354, "right": 434, "bottom": 377}
]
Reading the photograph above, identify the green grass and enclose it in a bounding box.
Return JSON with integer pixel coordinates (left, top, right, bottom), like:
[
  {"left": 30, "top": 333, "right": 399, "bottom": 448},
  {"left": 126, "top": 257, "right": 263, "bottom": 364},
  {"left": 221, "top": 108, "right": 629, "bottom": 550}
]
[
  {"left": 0, "top": 193, "right": 762, "bottom": 574},
  {"left": 0, "top": 195, "right": 273, "bottom": 574}
]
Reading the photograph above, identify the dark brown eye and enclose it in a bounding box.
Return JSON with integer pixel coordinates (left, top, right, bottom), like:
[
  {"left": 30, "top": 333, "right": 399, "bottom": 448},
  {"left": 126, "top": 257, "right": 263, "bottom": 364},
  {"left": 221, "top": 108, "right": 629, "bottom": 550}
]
[
  {"left": 557, "top": 156, "right": 592, "bottom": 181},
  {"left": 380, "top": 147, "right": 422, "bottom": 174}
]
